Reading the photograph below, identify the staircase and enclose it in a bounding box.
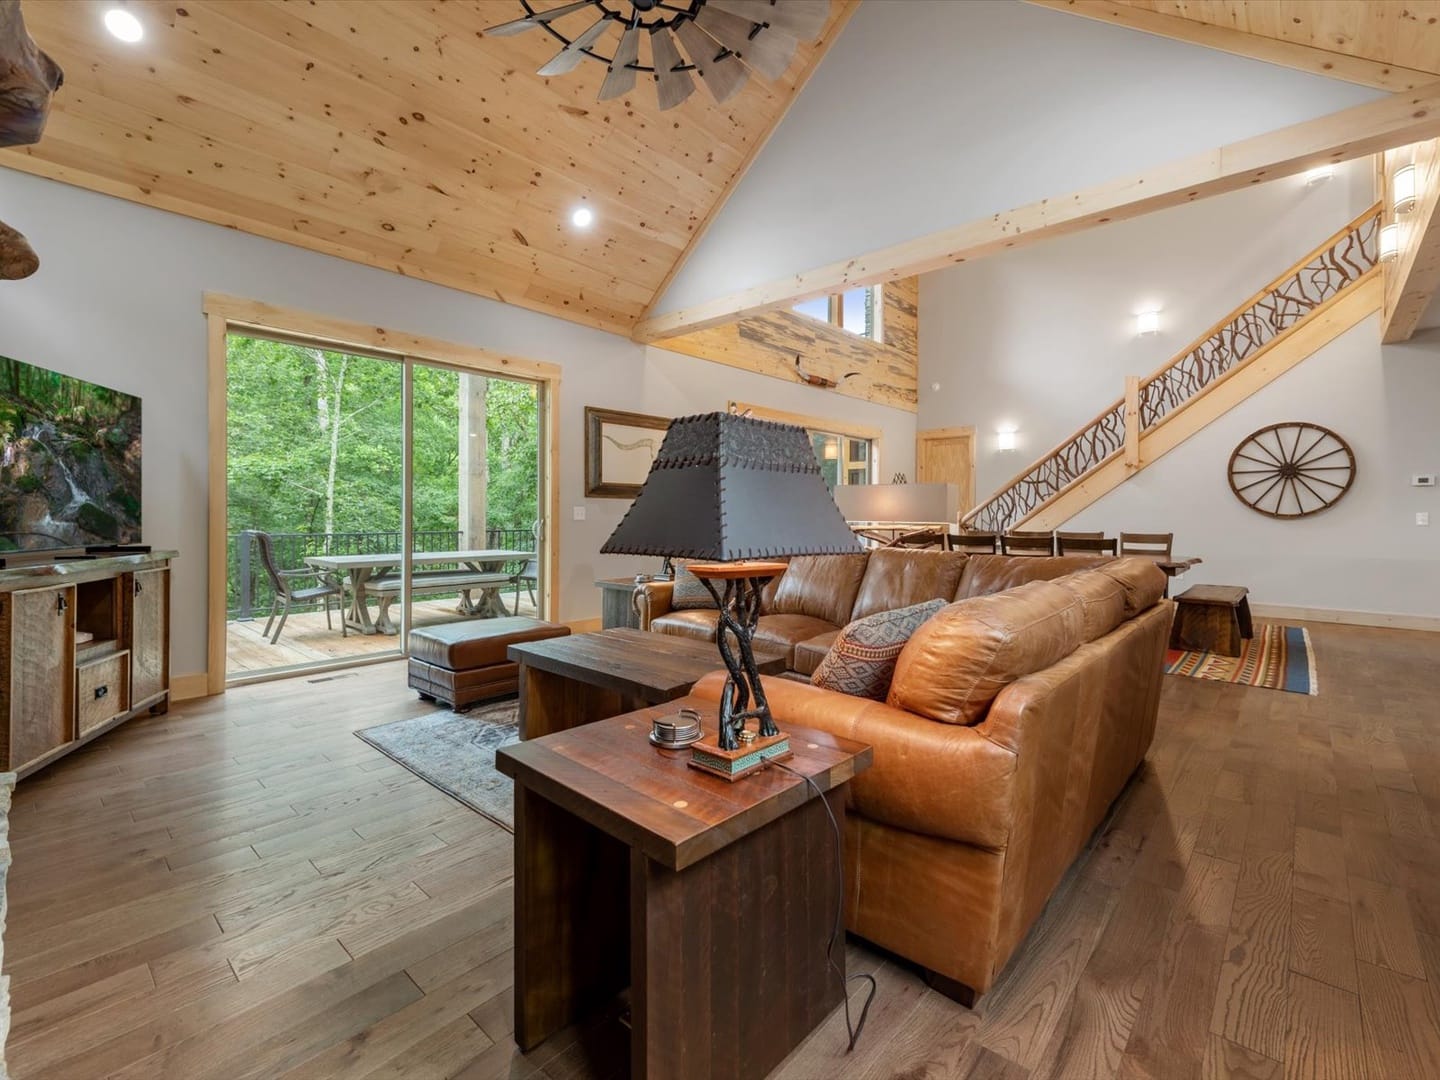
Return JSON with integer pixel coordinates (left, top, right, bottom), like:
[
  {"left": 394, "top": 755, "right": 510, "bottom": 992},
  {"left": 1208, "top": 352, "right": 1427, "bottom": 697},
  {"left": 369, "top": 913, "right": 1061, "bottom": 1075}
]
[{"left": 962, "top": 205, "right": 1382, "bottom": 534}]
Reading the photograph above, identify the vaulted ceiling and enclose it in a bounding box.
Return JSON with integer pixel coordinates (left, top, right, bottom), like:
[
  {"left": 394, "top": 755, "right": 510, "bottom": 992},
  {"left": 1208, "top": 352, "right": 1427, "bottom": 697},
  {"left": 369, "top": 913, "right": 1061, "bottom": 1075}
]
[{"left": 4, "top": 0, "right": 853, "bottom": 334}]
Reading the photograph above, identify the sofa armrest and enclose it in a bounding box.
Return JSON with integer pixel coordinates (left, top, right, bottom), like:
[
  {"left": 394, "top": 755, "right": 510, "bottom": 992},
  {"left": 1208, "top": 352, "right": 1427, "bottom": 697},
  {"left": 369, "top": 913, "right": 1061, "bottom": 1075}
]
[
  {"left": 635, "top": 580, "right": 675, "bottom": 630},
  {"left": 692, "top": 672, "right": 1017, "bottom": 851}
]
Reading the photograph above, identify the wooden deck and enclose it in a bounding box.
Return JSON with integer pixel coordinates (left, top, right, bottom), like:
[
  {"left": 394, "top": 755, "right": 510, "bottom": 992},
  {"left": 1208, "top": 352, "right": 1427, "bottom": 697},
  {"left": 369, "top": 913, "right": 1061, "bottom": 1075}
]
[
  {"left": 226, "top": 595, "right": 541, "bottom": 675},
  {"left": 5, "top": 621, "right": 1440, "bottom": 1077}
]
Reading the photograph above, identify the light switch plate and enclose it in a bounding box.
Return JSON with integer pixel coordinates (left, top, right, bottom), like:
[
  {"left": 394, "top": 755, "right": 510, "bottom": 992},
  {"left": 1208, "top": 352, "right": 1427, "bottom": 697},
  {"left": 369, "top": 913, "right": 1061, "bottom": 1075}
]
[
  {"left": 1419, "top": 512, "right": 1431, "bottom": 527},
  {"left": 1414, "top": 474, "right": 1437, "bottom": 487},
  {"left": 572, "top": 506, "right": 586, "bottom": 521}
]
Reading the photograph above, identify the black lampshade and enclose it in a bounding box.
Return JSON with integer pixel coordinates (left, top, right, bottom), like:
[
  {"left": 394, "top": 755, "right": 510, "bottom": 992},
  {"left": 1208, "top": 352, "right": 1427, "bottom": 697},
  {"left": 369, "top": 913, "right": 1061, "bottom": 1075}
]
[{"left": 600, "top": 412, "right": 863, "bottom": 561}]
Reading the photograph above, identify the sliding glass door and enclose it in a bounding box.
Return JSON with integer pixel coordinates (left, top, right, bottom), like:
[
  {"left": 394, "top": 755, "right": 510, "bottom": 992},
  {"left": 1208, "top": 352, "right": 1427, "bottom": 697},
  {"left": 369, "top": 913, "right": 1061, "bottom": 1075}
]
[{"left": 225, "top": 332, "right": 546, "bottom": 683}]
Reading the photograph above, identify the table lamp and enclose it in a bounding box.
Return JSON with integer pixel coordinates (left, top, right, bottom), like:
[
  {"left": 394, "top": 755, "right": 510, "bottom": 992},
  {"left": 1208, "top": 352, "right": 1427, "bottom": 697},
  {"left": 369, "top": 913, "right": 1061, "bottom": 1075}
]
[{"left": 601, "top": 412, "right": 862, "bottom": 779}]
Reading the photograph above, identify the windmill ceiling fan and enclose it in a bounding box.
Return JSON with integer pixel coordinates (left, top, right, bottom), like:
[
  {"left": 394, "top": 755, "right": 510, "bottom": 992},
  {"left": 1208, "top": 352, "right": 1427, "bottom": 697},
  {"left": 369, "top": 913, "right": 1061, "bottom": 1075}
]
[{"left": 486, "top": 0, "right": 830, "bottom": 111}]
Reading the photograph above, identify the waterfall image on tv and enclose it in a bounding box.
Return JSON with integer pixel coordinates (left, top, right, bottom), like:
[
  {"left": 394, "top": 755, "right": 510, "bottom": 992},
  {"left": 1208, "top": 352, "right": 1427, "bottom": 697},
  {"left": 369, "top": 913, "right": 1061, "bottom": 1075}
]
[{"left": 0, "top": 354, "right": 141, "bottom": 550}]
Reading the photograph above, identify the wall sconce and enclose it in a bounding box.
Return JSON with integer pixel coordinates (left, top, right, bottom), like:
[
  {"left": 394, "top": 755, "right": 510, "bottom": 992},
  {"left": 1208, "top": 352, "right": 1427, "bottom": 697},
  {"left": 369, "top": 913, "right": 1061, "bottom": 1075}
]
[
  {"left": 1135, "top": 309, "right": 1160, "bottom": 336},
  {"left": 996, "top": 428, "right": 1017, "bottom": 452},
  {"left": 1394, "top": 163, "right": 1418, "bottom": 214},
  {"left": 1380, "top": 222, "right": 1400, "bottom": 262},
  {"left": 1303, "top": 165, "right": 1333, "bottom": 186}
]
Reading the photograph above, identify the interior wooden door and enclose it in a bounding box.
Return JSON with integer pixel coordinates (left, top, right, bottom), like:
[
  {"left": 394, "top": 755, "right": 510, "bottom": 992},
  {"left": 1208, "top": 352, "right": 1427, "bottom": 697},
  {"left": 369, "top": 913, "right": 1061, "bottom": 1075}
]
[
  {"left": 4, "top": 584, "right": 76, "bottom": 771},
  {"left": 130, "top": 568, "right": 169, "bottom": 706},
  {"left": 916, "top": 427, "right": 977, "bottom": 515}
]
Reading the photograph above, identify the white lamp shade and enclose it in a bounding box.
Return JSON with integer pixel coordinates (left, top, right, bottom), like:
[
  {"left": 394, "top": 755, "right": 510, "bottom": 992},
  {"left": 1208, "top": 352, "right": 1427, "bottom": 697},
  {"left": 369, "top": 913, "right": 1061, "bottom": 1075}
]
[
  {"left": 1394, "top": 164, "right": 1418, "bottom": 214},
  {"left": 1135, "top": 309, "right": 1160, "bottom": 336},
  {"left": 1380, "top": 222, "right": 1400, "bottom": 262},
  {"left": 996, "top": 429, "right": 1017, "bottom": 451},
  {"left": 1303, "top": 165, "right": 1333, "bottom": 185}
]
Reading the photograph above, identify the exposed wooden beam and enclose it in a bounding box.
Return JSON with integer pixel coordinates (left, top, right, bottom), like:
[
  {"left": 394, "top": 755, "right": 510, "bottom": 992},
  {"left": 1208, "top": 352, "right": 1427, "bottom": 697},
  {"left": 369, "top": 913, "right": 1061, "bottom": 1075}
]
[
  {"left": 634, "top": 82, "right": 1440, "bottom": 344},
  {"left": 1026, "top": 1, "right": 1438, "bottom": 92},
  {"left": 1381, "top": 140, "right": 1440, "bottom": 343}
]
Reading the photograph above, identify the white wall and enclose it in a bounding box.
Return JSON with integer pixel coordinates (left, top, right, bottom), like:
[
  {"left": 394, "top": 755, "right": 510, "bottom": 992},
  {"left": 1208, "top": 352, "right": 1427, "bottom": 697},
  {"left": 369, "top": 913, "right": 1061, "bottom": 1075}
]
[
  {"left": 0, "top": 170, "right": 915, "bottom": 676},
  {"left": 655, "top": 0, "right": 1381, "bottom": 316},
  {"left": 918, "top": 161, "right": 1440, "bottom": 619}
]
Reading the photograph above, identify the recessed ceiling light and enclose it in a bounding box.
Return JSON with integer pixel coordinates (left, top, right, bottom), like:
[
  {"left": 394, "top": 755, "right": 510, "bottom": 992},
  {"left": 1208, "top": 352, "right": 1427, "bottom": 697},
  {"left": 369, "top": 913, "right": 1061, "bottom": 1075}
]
[
  {"left": 571, "top": 206, "right": 594, "bottom": 228},
  {"left": 104, "top": 8, "right": 144, "bottom": 43}
]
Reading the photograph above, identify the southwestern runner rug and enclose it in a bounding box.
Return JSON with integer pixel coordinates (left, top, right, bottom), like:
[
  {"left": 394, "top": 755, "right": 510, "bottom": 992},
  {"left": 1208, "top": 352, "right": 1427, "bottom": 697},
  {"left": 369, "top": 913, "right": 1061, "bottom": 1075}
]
[{"left": 1164, "top": 623, "right": 1317, "bottom": 695}]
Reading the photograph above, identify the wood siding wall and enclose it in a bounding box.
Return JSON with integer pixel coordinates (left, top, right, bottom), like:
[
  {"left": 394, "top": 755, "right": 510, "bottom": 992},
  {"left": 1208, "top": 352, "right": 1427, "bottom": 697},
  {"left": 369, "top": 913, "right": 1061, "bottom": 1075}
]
[{"left": 657, "top": 277, "right": 919, "bottom": 412}]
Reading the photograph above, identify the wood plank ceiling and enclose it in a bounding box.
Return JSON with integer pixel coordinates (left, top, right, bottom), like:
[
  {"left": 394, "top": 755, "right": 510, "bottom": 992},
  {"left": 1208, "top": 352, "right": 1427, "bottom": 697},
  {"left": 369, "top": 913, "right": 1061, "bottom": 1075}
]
[
  {"left": 4, "top": 0, "right": 853, "bottom": 335},
  {"left": 1103, "top": 0, "right": 1440, "bottom": 81}
]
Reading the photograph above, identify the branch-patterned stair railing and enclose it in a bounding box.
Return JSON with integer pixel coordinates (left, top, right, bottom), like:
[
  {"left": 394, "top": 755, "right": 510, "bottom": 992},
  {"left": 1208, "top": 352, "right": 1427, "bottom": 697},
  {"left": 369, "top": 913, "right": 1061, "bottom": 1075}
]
[{"left": 962, "top": 205, "right": 1380, "bottom": 534}]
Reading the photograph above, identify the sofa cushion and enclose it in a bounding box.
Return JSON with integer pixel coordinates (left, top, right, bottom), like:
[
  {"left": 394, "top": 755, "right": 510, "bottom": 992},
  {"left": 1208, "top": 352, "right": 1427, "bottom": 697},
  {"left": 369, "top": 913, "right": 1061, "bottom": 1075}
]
[
  {"left": 792, "top": 631, "right": 837, "bottom": 676},
  {"left": 1097, "top": 557, "right": 1168, "bottom": 617},
  {"left": 754, "top": 614, "right": 841, "bottom": 667},
  {"left": 651, "top": 609, "right": 720, "bottom": 641},
  {"left": 1053, "top": 569, "right": 1128, "bottom": 642},
  {"left": 955, "top": 554, "right": 1113, "bottom": 600},
  {"left": 669, "top": 564, "right": 717, "bottom": 610},
  {"left": 812, "top": 599, "right": 946, "bottom": 701},
  {"left": 889, "top": 580, "right": 1084, "bottom": 725},
  {"left": 851, "top": 550, "right": 969, "bottom": 621},
  {"left": 769, "top": 554, "right": 870, "bottom": 627}
]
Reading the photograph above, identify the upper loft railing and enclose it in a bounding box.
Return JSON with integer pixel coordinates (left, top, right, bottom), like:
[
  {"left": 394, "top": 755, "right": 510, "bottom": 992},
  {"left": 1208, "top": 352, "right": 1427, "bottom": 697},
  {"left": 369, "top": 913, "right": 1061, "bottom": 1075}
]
[{"left": 962, "top": 205, "right": 1380, "bottom": 534}]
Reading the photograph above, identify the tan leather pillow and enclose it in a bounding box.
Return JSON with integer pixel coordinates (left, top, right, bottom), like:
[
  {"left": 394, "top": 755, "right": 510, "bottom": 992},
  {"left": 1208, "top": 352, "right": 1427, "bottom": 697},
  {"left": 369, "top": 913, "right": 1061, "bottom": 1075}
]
[
  {"left": 1097, "top": 557, "right": 1167, "bottom": 617},
  {"left": 1053, "top": 569, "right": 1127, "bottom": 642},
  {"left": 888, "top": 579, "right": 1084, "bottom": 725}
]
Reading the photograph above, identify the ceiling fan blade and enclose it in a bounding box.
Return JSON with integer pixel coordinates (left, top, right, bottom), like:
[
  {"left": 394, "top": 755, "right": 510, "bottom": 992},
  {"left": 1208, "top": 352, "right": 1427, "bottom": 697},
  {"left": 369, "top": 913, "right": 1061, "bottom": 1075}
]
[
  {"left": 649, "top": 26, "right": 695, "bottom": 111},
  {"left": 485, "top": 0, "right": 594, "bottom": 37},
  {"left": 693, "top": 6, "right": 797, "bottom": 81},
  {"left": 536, "top": 15, "right": 613, "bottom": 76},
  {"left": 598, "top": 22, "right": 642, "bottom": 101},
  {"left": 708, "top": 0, "right": 829, "bottom": 40},
  {"left": 673, "top": 19, "right": 749, "bottom": 104}
]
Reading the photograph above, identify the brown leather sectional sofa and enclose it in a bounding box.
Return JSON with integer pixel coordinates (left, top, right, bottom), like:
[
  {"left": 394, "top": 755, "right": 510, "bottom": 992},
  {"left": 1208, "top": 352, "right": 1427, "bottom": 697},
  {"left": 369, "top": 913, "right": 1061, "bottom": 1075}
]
[{"left": 639, "top": 551, "right": 1173, "bottom": 1002}]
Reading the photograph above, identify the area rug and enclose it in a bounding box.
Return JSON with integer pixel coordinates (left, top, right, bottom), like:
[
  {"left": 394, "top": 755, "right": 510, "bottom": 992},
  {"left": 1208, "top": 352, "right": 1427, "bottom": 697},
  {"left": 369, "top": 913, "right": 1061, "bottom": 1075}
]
[
  {"left": 1164, "top": 624, "right": 1317, "bottom": 695},
  {"left": 355, "top": 699, "right": 519, "bottom": 830}
]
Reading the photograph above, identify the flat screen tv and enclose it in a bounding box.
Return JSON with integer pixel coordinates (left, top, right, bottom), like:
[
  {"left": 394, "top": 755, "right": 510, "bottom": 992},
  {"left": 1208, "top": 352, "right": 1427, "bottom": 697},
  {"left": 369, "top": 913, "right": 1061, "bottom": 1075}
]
[{"left": 0, "top": 354, "right": 141, "bottom": 551}]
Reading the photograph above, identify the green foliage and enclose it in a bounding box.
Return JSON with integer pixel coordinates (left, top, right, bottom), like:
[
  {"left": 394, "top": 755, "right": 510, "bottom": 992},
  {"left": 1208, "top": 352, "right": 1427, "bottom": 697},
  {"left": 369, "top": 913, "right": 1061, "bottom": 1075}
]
[
  {"left": 225, "top": 336, "right": 539, "bottom": 541},
  {"left": 16, "top": 475, "right": 42, "bottom": 494}
]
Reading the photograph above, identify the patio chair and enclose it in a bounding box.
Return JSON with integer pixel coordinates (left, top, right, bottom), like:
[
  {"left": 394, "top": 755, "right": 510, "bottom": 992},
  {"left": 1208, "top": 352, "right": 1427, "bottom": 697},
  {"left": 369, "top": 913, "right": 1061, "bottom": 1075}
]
[
  {"left": 254, "top": 531, "right": 345, "bottom": 645},
  {"left": 511, "top": 557, "right": 540, "bottom": 613}
]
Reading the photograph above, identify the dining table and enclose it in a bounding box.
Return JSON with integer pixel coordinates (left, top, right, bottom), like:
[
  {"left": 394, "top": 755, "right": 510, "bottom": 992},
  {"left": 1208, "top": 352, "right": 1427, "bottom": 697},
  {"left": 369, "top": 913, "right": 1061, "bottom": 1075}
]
[{"left": 304, "top": 549, "right": 533, "bottom": 635}]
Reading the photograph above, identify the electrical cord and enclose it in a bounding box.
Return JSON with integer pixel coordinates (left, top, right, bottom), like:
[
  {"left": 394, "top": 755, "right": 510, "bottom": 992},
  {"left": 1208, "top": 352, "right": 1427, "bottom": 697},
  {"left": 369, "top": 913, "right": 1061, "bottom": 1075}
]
[{"left": 768, "top": 759, "right": 878, "bottom": 1054}]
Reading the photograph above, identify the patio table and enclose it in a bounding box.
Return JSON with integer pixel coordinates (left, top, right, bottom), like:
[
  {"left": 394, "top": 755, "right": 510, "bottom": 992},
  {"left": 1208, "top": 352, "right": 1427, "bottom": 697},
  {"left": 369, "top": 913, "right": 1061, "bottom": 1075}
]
[{"left": 304, "top": 549, "right": 532, "bottom": 635}]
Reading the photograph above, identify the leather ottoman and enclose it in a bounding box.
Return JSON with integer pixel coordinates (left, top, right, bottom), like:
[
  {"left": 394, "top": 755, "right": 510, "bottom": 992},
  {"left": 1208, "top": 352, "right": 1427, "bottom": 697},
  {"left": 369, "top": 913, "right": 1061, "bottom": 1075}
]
[{"left": 409, "top": 617, "right": 571, "bottom": 710}]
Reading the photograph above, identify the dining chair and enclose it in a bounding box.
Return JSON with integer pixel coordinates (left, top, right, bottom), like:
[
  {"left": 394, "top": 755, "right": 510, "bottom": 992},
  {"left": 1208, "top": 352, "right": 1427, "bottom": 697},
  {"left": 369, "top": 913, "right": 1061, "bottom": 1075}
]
[
  {"left": 948, "top": 530, "right": 998, "bottom": 555},
  {"left": 1001, "top": 530, "right": 1056, "bottom": 557},
  {"left": 511, "top": 557, "right": 540, "bottom": 613},
  {"left": 254, "top": 531, "right": 346, "bottom": 644},
  {"left": 1056, "top": 532, "right": 1118, "bottom": 556},
  {"left": 1119, "top": 532, "right": 1174, "bottom": 561}
]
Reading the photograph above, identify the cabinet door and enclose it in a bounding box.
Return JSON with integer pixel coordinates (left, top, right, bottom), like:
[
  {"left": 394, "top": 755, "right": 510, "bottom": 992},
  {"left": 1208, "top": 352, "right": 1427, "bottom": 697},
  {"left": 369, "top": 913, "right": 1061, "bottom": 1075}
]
[
  {"left": 4, "top": 585, "right": 76, "bottom": 771},
  {"left": 131, "top": 568, "right": 169, "bottom": 705}
]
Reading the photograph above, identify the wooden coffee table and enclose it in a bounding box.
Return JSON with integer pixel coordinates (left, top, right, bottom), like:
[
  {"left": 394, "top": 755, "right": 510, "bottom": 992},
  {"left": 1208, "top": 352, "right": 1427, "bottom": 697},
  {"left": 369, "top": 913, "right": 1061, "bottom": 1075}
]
[
  {"left": 495, "top": 696, "right": 873, "bottom": 1080},
  {"left": 507, "top": 627, "right": 787, "bottom": 740}
]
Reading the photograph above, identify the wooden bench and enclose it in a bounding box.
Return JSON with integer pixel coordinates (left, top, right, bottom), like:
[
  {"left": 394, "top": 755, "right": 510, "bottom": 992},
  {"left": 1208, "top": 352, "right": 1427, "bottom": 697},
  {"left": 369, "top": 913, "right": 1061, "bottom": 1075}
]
[
  {"left": 364, "top": 571, "right": 516, "bottom": 627},
  {"left": 1170, "top": 584, "right": 1253, "bottom": 657}
]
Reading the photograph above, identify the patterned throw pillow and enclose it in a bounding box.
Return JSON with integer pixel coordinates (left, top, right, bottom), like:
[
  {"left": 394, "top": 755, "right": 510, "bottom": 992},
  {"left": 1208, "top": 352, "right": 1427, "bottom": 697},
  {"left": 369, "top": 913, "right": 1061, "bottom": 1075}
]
[
  {"left": 670, "top": 565, "right": 717, "bottom": 610},
  {"left": 811, "top": 599, "right": 946, "bottom": 701}
]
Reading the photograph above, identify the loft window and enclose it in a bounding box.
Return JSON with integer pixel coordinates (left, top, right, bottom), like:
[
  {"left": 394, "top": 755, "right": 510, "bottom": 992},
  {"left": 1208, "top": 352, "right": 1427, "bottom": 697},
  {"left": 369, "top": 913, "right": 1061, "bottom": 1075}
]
[
  {"left": 810, "top": 431, "right": 874, "bottom": 488},
  {"left": 792, "top": 285, "right": 883, "bottom": 341}
]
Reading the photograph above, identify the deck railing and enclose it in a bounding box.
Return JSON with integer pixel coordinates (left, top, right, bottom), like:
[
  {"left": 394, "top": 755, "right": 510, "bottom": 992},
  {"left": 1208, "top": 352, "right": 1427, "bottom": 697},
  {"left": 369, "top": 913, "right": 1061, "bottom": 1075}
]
[
  {"left": 962, "top": 206, "right": 1380, "bottom": 534},
  {"left": 227, "top": 526, "right": 535, "bottom": 619}
]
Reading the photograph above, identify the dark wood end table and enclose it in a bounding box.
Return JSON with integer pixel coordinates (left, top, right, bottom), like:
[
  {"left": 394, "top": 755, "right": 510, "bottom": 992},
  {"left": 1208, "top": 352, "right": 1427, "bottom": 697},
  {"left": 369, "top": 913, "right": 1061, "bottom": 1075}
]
[
  {"left": 507, "top": 627, "right": 787, "bottom": 740},
  {"left": 1171, "top": 584, "right": 1253, "bottom": 656},
  {"left": 495, "top": 696, "right": 872, "bottom": 1080}
]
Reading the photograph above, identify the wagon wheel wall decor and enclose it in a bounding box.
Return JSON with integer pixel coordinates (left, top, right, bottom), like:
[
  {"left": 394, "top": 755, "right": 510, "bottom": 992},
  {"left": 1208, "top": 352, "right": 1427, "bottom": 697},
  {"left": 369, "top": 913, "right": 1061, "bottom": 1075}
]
[{"left": 1227, "top": 422, "right": 1355, "bottom": 519}]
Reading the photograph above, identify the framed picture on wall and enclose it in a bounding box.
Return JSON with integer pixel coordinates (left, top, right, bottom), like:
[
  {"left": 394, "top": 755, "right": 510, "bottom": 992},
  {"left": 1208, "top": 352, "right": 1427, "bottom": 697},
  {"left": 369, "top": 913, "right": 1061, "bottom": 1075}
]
[{"left": 584, "top": 407, "right": 671, "bottom": 498}]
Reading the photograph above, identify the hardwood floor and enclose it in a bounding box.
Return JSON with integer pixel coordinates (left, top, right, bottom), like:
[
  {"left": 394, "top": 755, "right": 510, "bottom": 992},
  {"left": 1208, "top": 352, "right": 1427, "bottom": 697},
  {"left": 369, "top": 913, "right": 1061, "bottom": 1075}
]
[{"left": 6, "top": 622, "right": 1440, "bottom": 1078}]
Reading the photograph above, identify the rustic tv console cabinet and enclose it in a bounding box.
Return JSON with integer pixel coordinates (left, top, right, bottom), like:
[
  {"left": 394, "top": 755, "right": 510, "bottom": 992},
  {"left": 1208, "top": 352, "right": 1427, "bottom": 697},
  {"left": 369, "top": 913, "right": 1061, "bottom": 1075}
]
[{"left": 0, "top": 551, "right": 175, "bottom": 777}]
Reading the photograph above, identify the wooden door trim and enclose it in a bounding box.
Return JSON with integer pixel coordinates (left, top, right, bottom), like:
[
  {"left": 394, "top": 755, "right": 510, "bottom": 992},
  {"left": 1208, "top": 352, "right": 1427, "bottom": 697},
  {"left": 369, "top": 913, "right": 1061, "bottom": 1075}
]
[
  {"left": 204, "top": 295, "right": 563, "bottom": 695},
  {"left": 916, "top": 426, "right": 977, "bottom": 514}
]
